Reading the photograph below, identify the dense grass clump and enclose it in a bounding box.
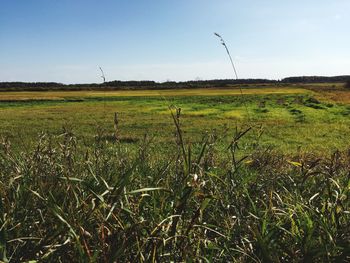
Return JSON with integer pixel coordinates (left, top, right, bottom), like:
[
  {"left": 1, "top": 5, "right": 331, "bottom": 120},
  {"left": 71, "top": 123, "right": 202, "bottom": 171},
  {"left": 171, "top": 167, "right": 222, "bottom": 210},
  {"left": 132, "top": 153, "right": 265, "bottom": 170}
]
[{"left": 0, "top": 115, "right": 349, "bottom": 262}]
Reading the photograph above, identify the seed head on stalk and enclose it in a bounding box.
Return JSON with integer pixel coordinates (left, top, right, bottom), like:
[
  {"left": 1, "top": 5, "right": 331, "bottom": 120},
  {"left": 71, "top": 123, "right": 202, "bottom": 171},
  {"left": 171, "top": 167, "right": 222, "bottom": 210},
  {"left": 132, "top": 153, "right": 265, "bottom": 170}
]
[
  {"left": 99, "top": 66, "right": 106, "bottom": 83},
  {"left": 214, "top": 32, "right": 238, "bottom": 80},
  {"left": 214, "top": 32, "right": 250, "bottom": 120},
  {"left": 99, "top": 66, "right": 107, "bottom": 110}
]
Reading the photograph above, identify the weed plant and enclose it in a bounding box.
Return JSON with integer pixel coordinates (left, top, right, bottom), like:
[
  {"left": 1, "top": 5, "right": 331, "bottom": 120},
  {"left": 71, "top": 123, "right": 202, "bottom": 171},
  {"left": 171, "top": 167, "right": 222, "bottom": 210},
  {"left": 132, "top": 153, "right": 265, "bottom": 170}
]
[{"left": 345, "top": 81, "right": 350, "bottom": 90}]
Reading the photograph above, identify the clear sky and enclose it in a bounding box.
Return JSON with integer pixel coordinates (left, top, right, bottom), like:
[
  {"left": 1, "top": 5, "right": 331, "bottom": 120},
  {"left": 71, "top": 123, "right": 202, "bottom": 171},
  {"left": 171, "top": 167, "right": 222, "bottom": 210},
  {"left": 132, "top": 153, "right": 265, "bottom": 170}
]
[{"left": 0, "top": 0, "right": 349, "bottom": 83}]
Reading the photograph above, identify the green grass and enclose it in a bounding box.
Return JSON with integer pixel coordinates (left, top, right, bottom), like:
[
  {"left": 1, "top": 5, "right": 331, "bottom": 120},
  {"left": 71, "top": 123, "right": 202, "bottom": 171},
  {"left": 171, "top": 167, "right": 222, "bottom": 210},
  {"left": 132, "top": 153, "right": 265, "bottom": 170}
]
[
  {"left": 1, "top": 87, "right": 350, "bottom": 153},
  {"left": 0, "top": 86, "right": 349, "bottom": 261}
]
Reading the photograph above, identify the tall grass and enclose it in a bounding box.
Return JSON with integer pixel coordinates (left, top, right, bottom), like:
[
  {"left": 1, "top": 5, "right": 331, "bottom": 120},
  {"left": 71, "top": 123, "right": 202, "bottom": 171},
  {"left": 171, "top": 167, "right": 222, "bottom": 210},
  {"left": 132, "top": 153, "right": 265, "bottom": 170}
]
[{"left": 0, "top": 112, "right": 349, "bottom": 262}]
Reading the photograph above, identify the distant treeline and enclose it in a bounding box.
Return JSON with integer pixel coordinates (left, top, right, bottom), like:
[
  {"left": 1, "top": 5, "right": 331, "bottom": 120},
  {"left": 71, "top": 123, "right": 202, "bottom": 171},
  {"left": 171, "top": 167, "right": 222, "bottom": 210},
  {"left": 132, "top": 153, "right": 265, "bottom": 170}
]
[
  {"left": 0, "top": 75, "right": 349, "bottom": 91},
  {"left": 282, "top": 75, "right": 350, "bottom": 83}
]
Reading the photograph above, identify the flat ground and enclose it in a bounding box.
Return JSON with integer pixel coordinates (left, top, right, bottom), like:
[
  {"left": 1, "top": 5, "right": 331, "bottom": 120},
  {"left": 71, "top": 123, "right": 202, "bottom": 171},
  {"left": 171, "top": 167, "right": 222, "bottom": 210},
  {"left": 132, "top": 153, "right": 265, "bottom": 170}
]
[{"left": 1, "top": 83, "right": 350, "bottom": 154}]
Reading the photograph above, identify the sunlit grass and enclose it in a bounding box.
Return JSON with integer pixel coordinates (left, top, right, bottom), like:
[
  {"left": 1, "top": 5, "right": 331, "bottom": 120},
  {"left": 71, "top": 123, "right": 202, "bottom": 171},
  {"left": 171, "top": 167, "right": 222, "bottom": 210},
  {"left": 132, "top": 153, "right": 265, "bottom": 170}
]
[
  {"left": 0, "top": 86, "right": 350, "bottom": 261},
  {"left": 1, "top": 87, "right": 350, "bottom": 154}
]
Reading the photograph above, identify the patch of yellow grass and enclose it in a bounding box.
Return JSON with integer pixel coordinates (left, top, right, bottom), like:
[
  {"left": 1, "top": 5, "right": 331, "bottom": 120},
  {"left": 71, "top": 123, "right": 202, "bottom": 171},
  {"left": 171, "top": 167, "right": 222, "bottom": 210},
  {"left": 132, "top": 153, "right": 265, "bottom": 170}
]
[
  {"left": 186, "top": 109, "right": 220, "bottom": 116},
  {"left": 222, "top": 110, "right": 243, "bottom": 119}
]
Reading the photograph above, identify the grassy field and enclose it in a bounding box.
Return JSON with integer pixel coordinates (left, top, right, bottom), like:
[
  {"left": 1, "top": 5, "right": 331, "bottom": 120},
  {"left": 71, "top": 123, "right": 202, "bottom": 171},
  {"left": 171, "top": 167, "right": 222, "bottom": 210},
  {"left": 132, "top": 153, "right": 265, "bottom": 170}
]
[
  {"left": 1, "top": 84, "right": 350, "bottom": 153},
  {"left": 0, "top": 84, "right": 350, "bottom": 261}
]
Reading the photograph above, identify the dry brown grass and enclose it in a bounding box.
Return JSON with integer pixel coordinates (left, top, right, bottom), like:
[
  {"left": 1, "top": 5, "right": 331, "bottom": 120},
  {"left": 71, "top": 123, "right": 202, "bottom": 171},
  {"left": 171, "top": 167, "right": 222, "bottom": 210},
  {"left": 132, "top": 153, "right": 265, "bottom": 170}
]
[{"left": 314, "top": 90, "right": 350, "bottom": 103}]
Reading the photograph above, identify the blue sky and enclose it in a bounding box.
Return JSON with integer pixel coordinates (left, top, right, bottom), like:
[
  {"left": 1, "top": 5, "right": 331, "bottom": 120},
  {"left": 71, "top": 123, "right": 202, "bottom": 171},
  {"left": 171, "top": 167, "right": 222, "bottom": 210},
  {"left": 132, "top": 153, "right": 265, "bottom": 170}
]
[{"left": 0, "top": 0, "right": 349, "bottom": 83}]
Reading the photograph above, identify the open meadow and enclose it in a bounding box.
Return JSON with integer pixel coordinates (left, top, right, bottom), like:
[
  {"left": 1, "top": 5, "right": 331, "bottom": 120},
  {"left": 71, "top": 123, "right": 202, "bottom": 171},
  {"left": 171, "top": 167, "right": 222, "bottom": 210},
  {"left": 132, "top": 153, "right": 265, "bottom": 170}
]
[
  {"left": 1, "top": 83, "right": 350, "bottom": 154},
  {"left": 0, "top": 84, "right": 349, "bottom": 261}
]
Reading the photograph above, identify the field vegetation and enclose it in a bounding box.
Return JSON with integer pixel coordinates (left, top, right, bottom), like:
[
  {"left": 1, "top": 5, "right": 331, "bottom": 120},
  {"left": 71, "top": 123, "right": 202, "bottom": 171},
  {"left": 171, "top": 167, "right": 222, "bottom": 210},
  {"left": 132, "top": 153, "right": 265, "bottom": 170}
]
[
  {"left": 0, "top": 83, "right": 349, "bottom": 261},
  {"left": 1, "top": 84, "right": 350, "bottom": 153}
]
